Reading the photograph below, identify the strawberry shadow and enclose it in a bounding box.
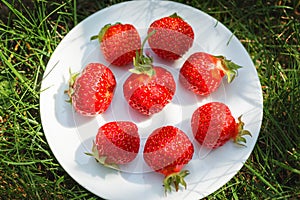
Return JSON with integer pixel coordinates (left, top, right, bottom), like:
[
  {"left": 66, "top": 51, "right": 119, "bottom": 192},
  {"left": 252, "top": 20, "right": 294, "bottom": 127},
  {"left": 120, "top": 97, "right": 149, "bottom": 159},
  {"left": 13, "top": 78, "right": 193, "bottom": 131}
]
[
  {"left": 179, "top": 116, "right": 258, "bottom": 194},
  {"left": 120, "top": 171, "right": 166, "bottom": 198},
  {"left": 74, "top": 136, "right": 126, "bottom": 200},
  {"left": 118, "top": 119, "right": 204, "bottom": 199},
  {"left": 74, "top": 133, "right": 166, "bottom": 199}
]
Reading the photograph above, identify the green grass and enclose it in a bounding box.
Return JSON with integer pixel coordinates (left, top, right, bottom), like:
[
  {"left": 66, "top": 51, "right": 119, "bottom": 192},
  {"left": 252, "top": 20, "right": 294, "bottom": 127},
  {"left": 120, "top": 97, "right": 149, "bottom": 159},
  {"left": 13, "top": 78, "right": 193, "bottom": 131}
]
[{"left": 0, "top": 0, "right": 299, "bottom": 199}]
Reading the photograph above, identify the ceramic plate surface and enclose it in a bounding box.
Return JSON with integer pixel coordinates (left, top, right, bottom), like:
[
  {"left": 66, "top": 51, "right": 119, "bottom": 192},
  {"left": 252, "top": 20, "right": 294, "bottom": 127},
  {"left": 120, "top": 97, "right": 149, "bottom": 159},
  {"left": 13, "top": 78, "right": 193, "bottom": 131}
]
[{"left": 40, "top": 1, "right": 263, "bottom": 199}]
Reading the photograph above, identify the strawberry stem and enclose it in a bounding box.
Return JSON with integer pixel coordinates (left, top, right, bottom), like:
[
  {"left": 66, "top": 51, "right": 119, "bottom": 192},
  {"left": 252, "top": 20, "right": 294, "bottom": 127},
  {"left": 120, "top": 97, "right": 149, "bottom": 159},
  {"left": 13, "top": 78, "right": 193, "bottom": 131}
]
[
  {"left": 169, "top": 12, "right": 182, "bottom": 19},
  {"left": 90, "top": 22, "right": 121, "bottom": 42},
  {"left": 64, "top": 68, "right": 79, "bottom": 103},
  {"left": 234, "top": 115, "right": 252, "bottom": 146},
  {"left": 215, "top": 55, "right": 242, "bottom": 83},
  {"left": 129, "top": 30, "right": 156, "bottom": 77},
  {"left": 85, "top": 141, "right": 120, "bottom": 170},
  {"left": 163, "top": 170, "right": 190, "bottom": 194}
]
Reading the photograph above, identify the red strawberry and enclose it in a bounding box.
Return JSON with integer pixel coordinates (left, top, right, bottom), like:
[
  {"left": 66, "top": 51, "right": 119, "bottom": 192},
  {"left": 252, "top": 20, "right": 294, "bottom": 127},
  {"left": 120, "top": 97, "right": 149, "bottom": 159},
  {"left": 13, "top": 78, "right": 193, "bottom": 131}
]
[
  {"left": 143, "top": 126, "right": 194, "bottom": 193},
  {"left": 191, "top": 102, "right": 251, "bottom": 149},
  {"left": 91, "top": 23, "right": 141, "bottom": 66},
  {"left": 179, "top": 52, "right": 242, "bottom": 95},
  {"left": 86, "top": 121, "right": 140, "bottom": 169},
  {"left": 123, "top": 32, "right": 176, "bottom": 115},
  {"left": 67, "top": 63, "right": 116, "bottom": 116},
  {"left": 123, "top": 66, "right": 175, "bottom": 115},
  {"left": 148, "top": 13, "right": 194, "bottom": 60}
]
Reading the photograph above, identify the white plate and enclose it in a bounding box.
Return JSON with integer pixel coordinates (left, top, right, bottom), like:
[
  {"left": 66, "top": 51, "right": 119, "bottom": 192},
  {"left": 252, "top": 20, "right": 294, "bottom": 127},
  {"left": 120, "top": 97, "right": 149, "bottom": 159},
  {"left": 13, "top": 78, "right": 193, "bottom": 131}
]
[{"left": 40, "top": 1, "right": 263, "bottom": 199}]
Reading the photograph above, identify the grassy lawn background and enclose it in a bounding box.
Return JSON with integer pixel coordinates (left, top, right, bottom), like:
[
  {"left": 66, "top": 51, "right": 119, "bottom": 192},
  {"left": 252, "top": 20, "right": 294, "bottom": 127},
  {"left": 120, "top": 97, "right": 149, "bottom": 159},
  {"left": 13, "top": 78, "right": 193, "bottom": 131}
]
[{"left": 0, "top": 0, "right": 299, "bottom": 199}]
